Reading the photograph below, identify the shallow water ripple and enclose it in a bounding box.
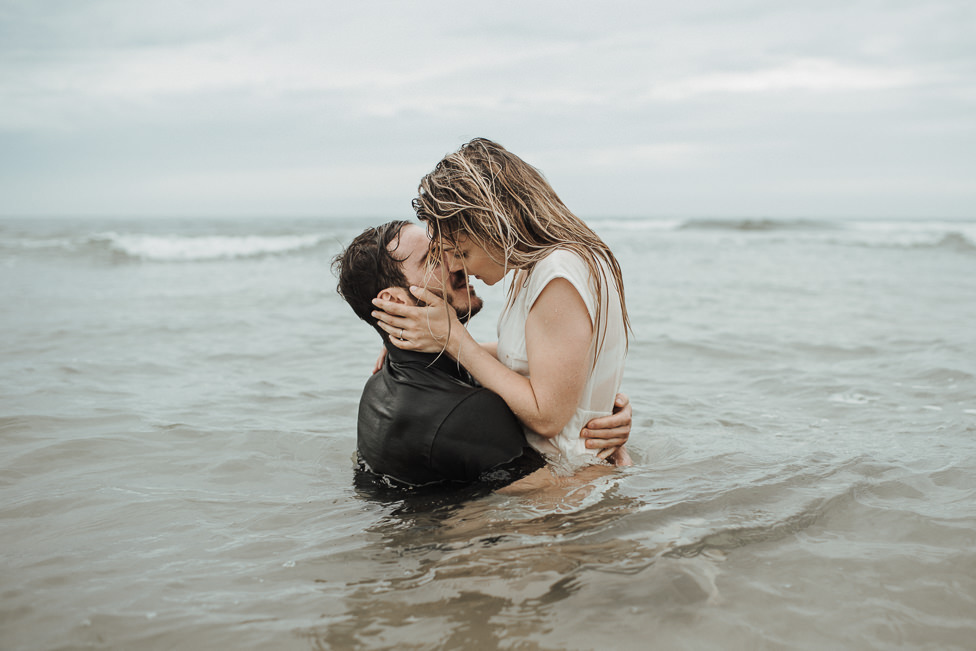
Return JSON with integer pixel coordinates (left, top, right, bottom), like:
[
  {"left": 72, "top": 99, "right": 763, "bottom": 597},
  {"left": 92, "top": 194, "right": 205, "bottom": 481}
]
[{"left": 2, "top": 217, "right": 975, "bottom": 649}]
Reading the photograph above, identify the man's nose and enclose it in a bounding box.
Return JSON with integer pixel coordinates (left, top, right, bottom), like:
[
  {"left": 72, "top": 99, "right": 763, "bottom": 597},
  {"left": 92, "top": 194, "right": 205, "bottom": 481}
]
[{"left": 444, "top": 253, "right": 464, "bottom": 273}]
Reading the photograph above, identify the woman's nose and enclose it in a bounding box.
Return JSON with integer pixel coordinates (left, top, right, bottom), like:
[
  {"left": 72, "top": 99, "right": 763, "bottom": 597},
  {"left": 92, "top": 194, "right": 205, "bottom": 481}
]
[{"left": 444, "top": 253, "right": 464, "bottom": 273}]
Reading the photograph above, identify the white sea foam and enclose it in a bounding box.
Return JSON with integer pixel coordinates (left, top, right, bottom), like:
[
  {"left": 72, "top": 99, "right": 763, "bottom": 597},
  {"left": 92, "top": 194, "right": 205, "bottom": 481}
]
[
  {"left": 0, "top": 236, "right": 77, "bottom": 251},
  {"left": 99, "top": 232, "right": 329, "bottom": 261},
  {"left": 4, "top": 218, "right": 973, "bottom": 262},
  {"left": 831, "top": 389, "right": 907, "bottom": 405}
]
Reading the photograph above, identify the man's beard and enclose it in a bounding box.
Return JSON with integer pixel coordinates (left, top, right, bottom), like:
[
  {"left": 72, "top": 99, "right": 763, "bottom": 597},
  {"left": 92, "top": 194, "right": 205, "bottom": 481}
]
[
  {"left": 447, "top": 270, "right": 482, "bottom": 324},
  {"left": 416, "top": 287, "right": 483, "bottom": 324},
  {"left": 455, "top": 293, "right": 483, "bottom": 324}
]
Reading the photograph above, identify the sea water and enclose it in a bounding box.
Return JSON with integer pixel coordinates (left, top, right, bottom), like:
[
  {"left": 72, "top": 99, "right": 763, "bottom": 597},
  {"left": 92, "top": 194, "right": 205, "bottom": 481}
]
[{"left": 2, "top": 216, "right": 975, "bottom": 650}]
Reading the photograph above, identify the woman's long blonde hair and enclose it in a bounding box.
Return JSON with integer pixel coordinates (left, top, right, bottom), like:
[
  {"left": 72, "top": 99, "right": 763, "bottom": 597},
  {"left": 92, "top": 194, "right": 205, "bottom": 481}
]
[{"left": 412, "top": 138, "right": 631, "bottom": 349}]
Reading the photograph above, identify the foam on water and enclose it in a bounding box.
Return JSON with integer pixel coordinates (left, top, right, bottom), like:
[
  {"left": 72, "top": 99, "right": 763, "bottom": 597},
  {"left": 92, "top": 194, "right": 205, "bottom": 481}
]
[
  {"left": 3, "top": 218, "right": 974, "bottom": 266},
  {"left": 0, "top": 217, "right": 361, "bottom": 264},
  {"left": 96, "top": 232, "right": 331, "bottom": 261}
]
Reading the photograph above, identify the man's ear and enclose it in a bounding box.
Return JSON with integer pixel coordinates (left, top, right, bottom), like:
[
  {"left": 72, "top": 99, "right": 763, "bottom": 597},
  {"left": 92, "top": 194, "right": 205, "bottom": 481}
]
[{"left": 377, "top": 287, "right": 413, "bottom": 304}]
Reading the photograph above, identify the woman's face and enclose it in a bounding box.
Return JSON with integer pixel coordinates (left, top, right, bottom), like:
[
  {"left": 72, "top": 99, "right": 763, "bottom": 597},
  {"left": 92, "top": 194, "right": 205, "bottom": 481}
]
[{"left": 440, "top": 233, "right": 507, "bottom": 286}]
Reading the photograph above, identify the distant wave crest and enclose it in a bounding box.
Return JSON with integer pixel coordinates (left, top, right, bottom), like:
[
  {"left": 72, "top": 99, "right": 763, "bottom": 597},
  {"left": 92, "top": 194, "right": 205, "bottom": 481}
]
[
  {"left": 592, "top": 217, "right": 976, "bottom": 251},
  {"left": 3, "top": 218, "right": 974, "bottom": 262},
  {"left": 1, "top": 231, "right": 334, "bottom": 262},
  {"left": 678, "top": 218, "right": 837, "bottom": 232},
  {"left": 841, "top": 221, "right": 976, "bottom": 251},
  {"left": 95, "top": 232, "right": 330, "bottom": 262},
  {"left": 929, "top": 231, "right": 976, "bottom": 253}
]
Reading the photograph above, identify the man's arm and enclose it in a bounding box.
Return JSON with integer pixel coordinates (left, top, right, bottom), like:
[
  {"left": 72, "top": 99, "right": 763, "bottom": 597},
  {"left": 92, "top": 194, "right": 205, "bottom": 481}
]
[
  {"left": 580, "top": 393, "right": 633, "bottom": 466},
  {"left": 371, "top": 347, "right": 387, "bottom": 374}
]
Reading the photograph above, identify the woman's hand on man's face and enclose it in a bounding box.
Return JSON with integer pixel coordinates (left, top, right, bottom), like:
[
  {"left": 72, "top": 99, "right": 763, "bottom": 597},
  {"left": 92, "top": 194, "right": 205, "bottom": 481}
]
[{"left": 371, "top": 286, "right": 461, "bottom": 355}]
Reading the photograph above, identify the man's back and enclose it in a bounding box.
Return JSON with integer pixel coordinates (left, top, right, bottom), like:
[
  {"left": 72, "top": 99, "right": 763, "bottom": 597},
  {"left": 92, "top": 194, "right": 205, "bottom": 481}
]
[{"left": 357, "top": 347, "right": 543, "bottom": 487}]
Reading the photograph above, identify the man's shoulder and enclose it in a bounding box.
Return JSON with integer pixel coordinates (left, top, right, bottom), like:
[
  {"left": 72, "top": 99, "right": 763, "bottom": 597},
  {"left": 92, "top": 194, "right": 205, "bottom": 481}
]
[{"left": 356, "top": 361, "right": 486, "bottom": 483}]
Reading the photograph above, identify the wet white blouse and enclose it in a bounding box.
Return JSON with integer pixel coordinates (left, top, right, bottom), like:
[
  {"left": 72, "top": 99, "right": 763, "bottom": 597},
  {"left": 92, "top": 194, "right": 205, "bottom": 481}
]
[{"left": 496, "top": 249, "right": 627, "bottom": 470}]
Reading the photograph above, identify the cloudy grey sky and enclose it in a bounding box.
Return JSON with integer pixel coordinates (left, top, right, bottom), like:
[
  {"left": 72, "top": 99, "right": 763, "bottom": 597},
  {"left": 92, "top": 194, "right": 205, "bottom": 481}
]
[{"left": 1, "top": 0, "right": 973, "bottom": 219}]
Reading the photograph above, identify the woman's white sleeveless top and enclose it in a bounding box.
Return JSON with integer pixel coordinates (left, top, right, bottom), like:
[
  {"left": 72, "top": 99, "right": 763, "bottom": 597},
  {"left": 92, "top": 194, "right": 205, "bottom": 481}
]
[{"left": 496, "top": 249, "right": 627, "bottom": 471}]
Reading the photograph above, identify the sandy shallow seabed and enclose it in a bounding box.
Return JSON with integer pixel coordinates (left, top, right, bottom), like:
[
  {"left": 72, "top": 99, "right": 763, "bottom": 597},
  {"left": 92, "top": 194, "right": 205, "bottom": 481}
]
[{"left": 1, "top": 216, "right": 975, "bottom": 650}]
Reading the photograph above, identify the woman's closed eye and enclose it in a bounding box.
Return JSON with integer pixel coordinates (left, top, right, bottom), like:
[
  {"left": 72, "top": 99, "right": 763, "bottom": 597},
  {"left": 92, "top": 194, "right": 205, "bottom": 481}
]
[{"left": 441, "top": 247, "right": 466, "bottom": 263}]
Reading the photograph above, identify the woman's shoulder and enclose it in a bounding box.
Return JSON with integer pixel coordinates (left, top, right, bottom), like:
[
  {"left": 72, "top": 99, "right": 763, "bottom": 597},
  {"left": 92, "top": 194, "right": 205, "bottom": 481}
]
[
  {"left": 522, "top": 248, "right": 597, "bottom": 312},
  {"left": 532, "top": 248, "right": 589, "bottom": 277}
]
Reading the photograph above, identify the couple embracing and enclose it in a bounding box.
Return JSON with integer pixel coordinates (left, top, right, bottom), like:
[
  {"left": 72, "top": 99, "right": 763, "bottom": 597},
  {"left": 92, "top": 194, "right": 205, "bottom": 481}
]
[{"left": 334, "top": 138, "right": 633, "bottom": 492}]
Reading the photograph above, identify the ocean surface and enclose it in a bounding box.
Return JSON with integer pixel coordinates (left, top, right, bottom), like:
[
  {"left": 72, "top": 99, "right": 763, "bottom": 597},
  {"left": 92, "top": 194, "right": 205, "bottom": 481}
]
[{"left": 2, "top": 215, "right": 975, "bottom": 650}]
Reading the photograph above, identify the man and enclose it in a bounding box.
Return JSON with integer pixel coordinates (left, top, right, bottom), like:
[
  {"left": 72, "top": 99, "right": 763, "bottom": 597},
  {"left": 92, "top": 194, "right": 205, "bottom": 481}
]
[{"left": 332, "top": 220, "right": 631, "bottom": 488}]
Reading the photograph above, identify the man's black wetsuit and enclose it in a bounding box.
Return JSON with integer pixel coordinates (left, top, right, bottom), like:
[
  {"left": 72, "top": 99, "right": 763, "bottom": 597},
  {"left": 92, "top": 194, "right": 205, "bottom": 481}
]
[{"left": 357, "top": 345, "right": 544, "bottom": 487}]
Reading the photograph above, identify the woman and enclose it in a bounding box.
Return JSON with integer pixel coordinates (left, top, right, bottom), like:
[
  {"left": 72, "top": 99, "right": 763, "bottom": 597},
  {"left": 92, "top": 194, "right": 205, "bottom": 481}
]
[{"left": 372, "top": 138, "right": 632, "bottom": 471}]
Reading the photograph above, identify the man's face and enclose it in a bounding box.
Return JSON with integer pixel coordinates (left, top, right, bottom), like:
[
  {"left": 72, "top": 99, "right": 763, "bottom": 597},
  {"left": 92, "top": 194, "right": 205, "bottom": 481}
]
[{"left": 390, "top": 224, "right": 483, "bottom": 322}]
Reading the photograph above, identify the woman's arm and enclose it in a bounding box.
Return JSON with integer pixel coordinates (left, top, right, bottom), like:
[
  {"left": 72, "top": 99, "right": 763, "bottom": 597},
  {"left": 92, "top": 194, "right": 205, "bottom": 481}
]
[
  {"left": 370, "top": 342, "right": 495, "bottom": 373},
  {"left": 517, "top": 278, "right": 592, "bottom": 436},
  {"left": 372, "top": 279, "right": 592, "bottom": 438}
]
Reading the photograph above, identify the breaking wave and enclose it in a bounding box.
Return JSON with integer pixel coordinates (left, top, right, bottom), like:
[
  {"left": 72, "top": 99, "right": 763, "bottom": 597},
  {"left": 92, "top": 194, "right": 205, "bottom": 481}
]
[
  {"left": 592, "top": 217, "right": 976, "bottom": 251},
  {"left": 678, "top": 218, "right": 838, "bottom": 232},
  {"left": 98, "top": 232, "right": 331, "bottom": 261},
  {"left": 1, "top": 231, "right": 336, "bottom": 262},
  {"left": 3, "top": 218, "right": 974, "bottom": 263}
]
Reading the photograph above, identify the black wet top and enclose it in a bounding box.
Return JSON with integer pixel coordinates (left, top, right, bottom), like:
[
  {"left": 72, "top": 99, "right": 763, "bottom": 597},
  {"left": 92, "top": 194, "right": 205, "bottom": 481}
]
[{"left": 357, "top": 345, "right": 543, "bottom": 487}]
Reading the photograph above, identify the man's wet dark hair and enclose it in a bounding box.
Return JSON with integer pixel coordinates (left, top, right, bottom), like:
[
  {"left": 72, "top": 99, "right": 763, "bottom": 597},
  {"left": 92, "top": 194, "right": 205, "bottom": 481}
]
[{"left": 332, "top": 220, "right": 411, "bottom": 343}]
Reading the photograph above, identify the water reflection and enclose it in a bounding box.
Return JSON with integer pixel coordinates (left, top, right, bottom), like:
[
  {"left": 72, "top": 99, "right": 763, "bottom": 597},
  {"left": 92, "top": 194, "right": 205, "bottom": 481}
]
[{"left": 303, "top": 469, "right": 723, "bottom": 649}]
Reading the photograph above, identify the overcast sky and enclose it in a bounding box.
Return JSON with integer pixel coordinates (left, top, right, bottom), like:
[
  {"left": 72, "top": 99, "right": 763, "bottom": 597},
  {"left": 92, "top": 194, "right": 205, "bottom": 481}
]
[{"left": 1, "top": 0, "right": 973, "bottom": 219}]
